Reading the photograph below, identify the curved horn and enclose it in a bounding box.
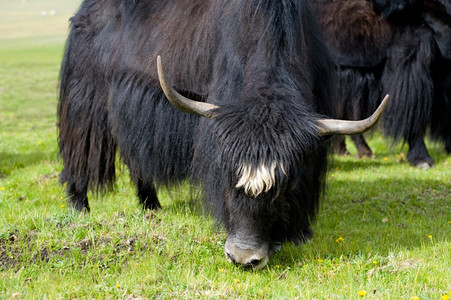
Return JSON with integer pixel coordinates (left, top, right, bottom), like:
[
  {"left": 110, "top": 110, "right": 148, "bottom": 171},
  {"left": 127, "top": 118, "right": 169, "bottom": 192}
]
[
  {"left": 316, "top": 94, "right": 389, "bottom": 135},
  {"left": 157, "top": 56, "right": 219, "bottom": 119}
]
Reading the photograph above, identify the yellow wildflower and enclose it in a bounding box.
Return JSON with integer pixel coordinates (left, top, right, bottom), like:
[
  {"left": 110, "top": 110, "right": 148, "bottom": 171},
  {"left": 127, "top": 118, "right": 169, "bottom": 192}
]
[
  {"left": 358, "top": 290, "right": 367, "bottom": 297},
  {"left": 336, "top": 237, "right": 345, "bottom": 243},
  {"left": 412, "top": 297, "right": 420, "bottom": 300},
  {"left": 234, "top": 279, "right": 240, "bottom": 283},
  {"left": 372, "top": 261, "right": 377, "bottom": 265},
  {"left": 317, "top": 258, "right": 324, "bottom": 263},
  {"left": 116, "top": 284, "right": 120, "bottom": 289},
  {"left": 441, "top": 294, "right": 449, "bottom": 300},
  {"left": 218, "top": 268, "right": 225, "bottom": 272},
  {"left": 0, "top": 187, "right": 4, "bottom": 191},
  {"left": 60, "top": 204, "right": 65, "bottom": 208}
]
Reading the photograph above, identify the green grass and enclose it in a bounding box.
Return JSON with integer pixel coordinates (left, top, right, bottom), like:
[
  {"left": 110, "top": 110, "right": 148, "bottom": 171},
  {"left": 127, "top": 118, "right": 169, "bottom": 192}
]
[{"left": 1, "top": 1, "right": 450, "bottom": 299}]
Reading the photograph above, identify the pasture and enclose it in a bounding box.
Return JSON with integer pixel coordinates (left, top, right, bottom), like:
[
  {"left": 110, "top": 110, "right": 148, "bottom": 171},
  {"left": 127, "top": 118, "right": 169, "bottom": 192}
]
[{"left": 0, "top": 0, "right": 450, "bottom": 298}]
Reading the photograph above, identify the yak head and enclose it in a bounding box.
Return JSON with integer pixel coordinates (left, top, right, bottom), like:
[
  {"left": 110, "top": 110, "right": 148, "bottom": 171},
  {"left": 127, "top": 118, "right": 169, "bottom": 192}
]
[{"left": 157, "top": 56, "right": 389, "bottom": 269}]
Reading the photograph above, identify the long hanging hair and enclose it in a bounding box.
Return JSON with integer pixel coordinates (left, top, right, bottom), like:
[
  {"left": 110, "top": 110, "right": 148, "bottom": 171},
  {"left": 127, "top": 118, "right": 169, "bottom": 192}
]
[{"left": 58, "top": 0, "right": 334, "bottom": 241}]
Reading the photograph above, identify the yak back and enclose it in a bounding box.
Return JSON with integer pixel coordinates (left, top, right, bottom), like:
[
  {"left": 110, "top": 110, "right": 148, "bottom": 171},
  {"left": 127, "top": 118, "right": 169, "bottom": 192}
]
[
  {"left": 424, "top": 0, "right": 451, "bottom": 59},
  {"left": 70, "top": 0, "right": 333, "bottom": 117},
  {"left": 310, "top": 0, "right": 392, "bottom": 68}
]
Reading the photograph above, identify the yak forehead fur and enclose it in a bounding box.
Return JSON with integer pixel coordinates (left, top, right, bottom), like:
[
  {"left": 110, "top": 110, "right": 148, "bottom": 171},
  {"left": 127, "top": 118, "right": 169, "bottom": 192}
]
[{"left": 206, "top": 96, "right": 322, "bottom": 199}]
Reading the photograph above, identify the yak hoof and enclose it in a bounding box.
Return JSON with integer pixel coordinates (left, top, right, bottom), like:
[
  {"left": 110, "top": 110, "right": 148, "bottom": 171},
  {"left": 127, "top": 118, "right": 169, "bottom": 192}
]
[
  {"left": 407, "top": 151, "right": 434, "bottom": 169},
  {"left": 415, "top": 161, "right": 433, "bottom": 169},
  {"left": 70, "top": 203, "right": 90, "bottom": 213},
  {"left": 69, "top": 197, "right": 90, "bottom": 212},
  {"left": 334, "top": 147, "right": 350, "bottom": 156},
  {"left": 356, "top": 150, "right": 374, "bottom": 159}
]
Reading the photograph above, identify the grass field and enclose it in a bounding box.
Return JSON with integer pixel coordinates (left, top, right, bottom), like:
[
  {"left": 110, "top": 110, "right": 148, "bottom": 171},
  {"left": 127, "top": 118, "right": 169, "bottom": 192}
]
[{"left": 0, "top": 0, "right": 450, "bottom": 299}]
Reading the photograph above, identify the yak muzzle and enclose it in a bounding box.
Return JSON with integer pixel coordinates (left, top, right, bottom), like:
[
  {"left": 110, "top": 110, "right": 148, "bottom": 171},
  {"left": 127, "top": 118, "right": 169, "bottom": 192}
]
[{"left": 224, "top": 235, "right": 269, "bottom": 269}]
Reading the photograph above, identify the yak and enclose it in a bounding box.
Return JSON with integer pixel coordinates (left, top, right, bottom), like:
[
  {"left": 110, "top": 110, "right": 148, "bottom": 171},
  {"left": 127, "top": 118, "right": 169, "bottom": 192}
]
[
  {"left": 310, "top": 0, "right": 451, "bottom": 168},
  {"left": 58, "top": 0, "right": 388, "bottom": 269}
]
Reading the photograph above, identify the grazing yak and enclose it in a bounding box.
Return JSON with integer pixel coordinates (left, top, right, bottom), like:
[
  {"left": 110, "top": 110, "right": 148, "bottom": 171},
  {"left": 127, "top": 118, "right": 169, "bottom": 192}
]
[
  {"left": 310, "top": 0, "right": 451, "bottom": 168},
  {"left": 58, "top": 0, "right": 388, "bottom": 269}
]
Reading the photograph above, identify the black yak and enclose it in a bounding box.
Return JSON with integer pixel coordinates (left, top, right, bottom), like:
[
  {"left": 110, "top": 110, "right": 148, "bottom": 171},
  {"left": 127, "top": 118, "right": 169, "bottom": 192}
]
[
  {"left": 58, "top": 0, "right": 388, "bottom": 268},
  {"left": 310, "top": 0, "right": 451, "bottom": 168}
]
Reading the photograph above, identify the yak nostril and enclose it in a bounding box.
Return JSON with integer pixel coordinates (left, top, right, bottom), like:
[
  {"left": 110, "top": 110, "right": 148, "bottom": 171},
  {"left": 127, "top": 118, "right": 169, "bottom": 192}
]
[
  {"left": 224, "top": 237, "right": 269, "bottom": 269},
  {"left": 226, "top": 252, "right": 237, "bottom": 264},
  {"left": 248, "top": 259, "right": 261, "bottom": 267}
]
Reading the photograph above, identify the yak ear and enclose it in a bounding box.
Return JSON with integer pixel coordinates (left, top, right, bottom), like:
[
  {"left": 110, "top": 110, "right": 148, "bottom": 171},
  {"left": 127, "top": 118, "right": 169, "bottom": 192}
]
[
  {"left": 157, "top": 56, "right": 219, "bottom": 118},
  {"left": 316, "top": 94, "right": 389, "bottom": 135}
]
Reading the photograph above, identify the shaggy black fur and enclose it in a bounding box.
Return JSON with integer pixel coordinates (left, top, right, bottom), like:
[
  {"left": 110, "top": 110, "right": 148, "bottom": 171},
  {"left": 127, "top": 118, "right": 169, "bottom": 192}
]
[
  {"left": 310, "top": 0, "right": 390, "bottom": 157},
  {"left": 370, "top": 0, "right": 423, "bottom": 22},
  {"left": 58, "top": 0, "right": 335, "bottom": 252},
  {"left": 310, "top": 0, "right": 451, "bottom": 166},
  {"left": 381, "top": 24, "right": 436, "bottom": 166},
  {"left": 427, "top": 0, "right": 451, "bottom": 154}
]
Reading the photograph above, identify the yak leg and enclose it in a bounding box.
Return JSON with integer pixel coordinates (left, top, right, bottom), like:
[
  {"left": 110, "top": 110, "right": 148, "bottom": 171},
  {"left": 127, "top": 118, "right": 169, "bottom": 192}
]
[
  {"left": 333, "top": 135, "right": 373, "bottom": 157},
  {"left": 351, "top": 134, "right": 373, "bottom": 158},
  {"left": 333, "top": 136, "right": 350, "bottom": 155},
  {"left": 406, "top": 135, "right": 434, "bottom": 169},
  {"left": 445, "top": 137, "right": 451, "bottom": 154},
  {"left": 66, "top": 181, "right": 90, "bottom": 212},
  {"left": 135, "top": 177, "right": 161, "bottom": 210},
  {"left": 299, "top": 224, "right": 314, "bottom": 243}
]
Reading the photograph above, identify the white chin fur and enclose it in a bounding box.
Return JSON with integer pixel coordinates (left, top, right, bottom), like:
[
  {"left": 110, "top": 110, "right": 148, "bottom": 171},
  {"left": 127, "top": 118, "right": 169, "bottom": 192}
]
[{"left": 235, "top": 162, "right": 285, "bottom": 197}]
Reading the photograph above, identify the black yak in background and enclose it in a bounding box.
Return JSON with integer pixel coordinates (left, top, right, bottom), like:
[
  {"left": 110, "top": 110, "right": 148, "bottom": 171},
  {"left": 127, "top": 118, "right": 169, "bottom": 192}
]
[
  {"left": 58, "top": 0, "right": 388, "bottom": 268},
  {"left": 310, "top": 0, "right": 451, "bottom": 168}
]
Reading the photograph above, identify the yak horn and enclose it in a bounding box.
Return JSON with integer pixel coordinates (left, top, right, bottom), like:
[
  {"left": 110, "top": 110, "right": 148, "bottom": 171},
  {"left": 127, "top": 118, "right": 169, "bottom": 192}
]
[
  {"left": 316, "top": 94, "right": 389, "bottom": 135},
  {"left": 157, "top": 56, "right": 219, "bottom": 119}
]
